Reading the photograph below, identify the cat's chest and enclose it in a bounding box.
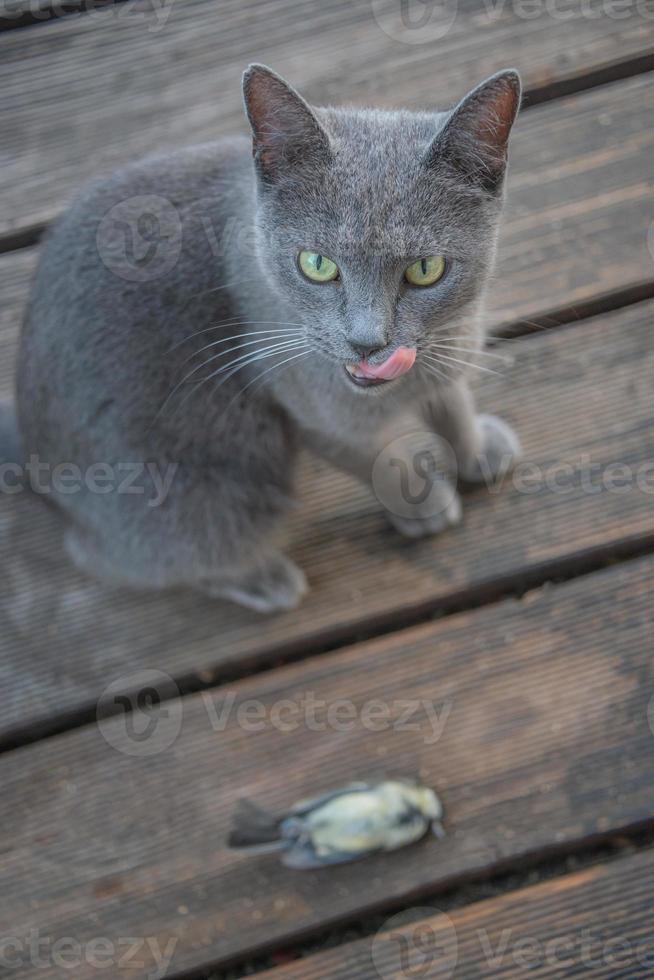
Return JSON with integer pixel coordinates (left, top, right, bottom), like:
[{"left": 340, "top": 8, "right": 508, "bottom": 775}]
[{"left": 284, "top": 379, "right": 423, "bottom": 451}]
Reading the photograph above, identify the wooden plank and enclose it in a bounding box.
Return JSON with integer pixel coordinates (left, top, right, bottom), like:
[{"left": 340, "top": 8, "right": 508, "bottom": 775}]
[
  {"left": 488, "top": 74, "right": 654, "bottom": 327},
  {"left": 2, "top": 0, "right": 653, "bottom": 238},
  {"left": 257, "top": 849, "right": 654, "bottom": 978},
  {"left": 1, "top": 556, "right": 653, "bottom": 978},
  {"left": 3, "top": 297, "right": 654, "bottom": 740}
]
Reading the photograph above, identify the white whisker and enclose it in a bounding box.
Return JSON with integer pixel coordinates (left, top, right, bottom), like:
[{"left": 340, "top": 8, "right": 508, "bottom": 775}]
[
  {"left": 184, "top": 278, "right": 259, "bottom": 301},
  {"left": 422, "top": 351, "right": 503, "bottom": 377},
  {"left": 181, "top": 330, "right": 303, "bottom": 365},
  {"left": 418, "top": 359, "right": 450, "bottom": 384},
  {"left": 156, "top": 338, "right": 304, "bottom": 420},
  {"left": 425, "top": 342, "right": 510, "bottom": 362},
  {"left": 223, "top": 348, "right": 311, "bottom": 415},
  {"left": 179, "top": 341, "right": 309, "bottom": 411},
  {"left": 168, "top": 321, "right": 305, "bottom": 352},
  {"left": 191, "top": 338, "right": 307, "bottom": 385}
]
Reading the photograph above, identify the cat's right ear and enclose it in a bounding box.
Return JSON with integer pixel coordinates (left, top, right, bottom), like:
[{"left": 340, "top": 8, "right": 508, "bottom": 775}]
[
  {"left": 242, "top": 65, "right": 332, "bottom": 184},
  {"left": 424, "top": 70, "right": 521, "bottom": 194}
]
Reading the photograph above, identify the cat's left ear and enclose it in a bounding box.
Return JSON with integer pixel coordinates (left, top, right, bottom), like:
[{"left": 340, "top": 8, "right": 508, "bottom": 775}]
[
  {"left": 425, "top": 70, "right": 521, "bottom": 193},
  {"left": 242, "top": 64, "right": 332, "bottom": 184}
]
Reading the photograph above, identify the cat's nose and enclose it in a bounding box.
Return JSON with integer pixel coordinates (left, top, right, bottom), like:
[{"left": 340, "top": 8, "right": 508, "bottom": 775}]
[
  {"left": 344, "top": 305, "right": 392, "bottom": 359},
  {"left": 350, "top": 341, "right": 387, "bottom": 360}
]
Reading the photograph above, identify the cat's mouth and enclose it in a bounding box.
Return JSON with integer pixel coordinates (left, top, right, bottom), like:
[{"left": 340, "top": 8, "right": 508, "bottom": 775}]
[
  {"left": 344, "top": 366, "right": 390, "bottom": 388},
  {"left": 344, "top": 346, "right": 417, "bottom": 389}
]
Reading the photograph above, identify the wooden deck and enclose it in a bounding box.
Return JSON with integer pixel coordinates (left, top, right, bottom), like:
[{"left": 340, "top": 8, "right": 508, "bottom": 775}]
[{"left": 1, "top": 2, "right": 654, "bottom": 977}]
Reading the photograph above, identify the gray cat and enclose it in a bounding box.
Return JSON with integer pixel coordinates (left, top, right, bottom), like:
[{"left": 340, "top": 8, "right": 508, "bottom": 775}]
[{"left": 13, "top": 65, "right": 521, "bottom": 612}]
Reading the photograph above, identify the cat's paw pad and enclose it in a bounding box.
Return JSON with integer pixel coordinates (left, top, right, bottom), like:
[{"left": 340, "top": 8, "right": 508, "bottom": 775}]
[
  {"left": 206, "top": 555, "right": 308, "bottom": 613},
  {"left": 386, "top": 494, "right": 462, "bottom": 539},
  {"left": 461, "top": 414, "right": 521, "bottom": 485}
]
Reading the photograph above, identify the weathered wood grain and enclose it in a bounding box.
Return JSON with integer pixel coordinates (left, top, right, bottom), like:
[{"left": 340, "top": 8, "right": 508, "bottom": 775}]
[
  {"left": 3, "top": 297, "right": 654, "bottom": 740},
  {"left": 2, "top": 0, "right": 654, "bottom": 238},
  {"left": 257, "top": 849, "right": 654, "bottom": 978},
  {"left": 1, "top": 556, "right": 653, "bottom": 977},
  {"left": 488, "top": 74, "right": 654, "bottom": 328}
]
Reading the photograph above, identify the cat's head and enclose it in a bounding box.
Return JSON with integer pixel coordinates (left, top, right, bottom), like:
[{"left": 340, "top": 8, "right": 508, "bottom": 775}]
[{"left": 242, "top": 65, "right": 520, "bottom": 392}]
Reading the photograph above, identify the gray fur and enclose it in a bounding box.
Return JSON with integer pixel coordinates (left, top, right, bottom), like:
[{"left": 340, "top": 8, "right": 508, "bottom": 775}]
[{"left": 15, "top": 66, "right": 521, "bottom": 611}]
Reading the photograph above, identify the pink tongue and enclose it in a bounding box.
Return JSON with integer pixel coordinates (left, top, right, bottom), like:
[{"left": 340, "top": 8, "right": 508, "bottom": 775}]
[{"left": 356, "top": 346, "right": 416, "bottom": 380}]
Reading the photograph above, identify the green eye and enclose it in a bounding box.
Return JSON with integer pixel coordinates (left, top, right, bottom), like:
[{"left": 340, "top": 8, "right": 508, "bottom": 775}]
[
  {"left": 298, "top": 250, "right": 339, "bottom": 283},
  {"left": 405, "top": 255, "right": 446, "bottom": 287}
]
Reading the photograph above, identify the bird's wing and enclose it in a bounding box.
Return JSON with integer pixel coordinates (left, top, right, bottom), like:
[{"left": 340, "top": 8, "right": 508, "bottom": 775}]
[
  {"left": 282, "top": 839, "right": 378, "bottom": 869},
  {"left": 288, "top": 782, "right": 372, "bottom": 817}
]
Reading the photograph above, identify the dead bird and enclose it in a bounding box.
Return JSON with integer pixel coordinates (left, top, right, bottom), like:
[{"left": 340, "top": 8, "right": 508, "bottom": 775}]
[{"left": 227, "top": 780, "right": 445, "bottom": 868}]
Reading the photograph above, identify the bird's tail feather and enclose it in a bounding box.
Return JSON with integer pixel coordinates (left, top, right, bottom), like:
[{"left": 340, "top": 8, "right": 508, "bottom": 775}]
[{"left": 227, "top": 798, "right": 285, "bottom": 849}]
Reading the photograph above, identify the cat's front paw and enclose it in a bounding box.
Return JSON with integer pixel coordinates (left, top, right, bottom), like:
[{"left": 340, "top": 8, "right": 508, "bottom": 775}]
[
  {"left": 386, "top": 493, "right": 462, "bottom": 539},
  {"left": 460, "top": 414, "right": 521, "bottom": 485},
  {"left": 203, "top": 554, "right": 308, "bottom": 613}
]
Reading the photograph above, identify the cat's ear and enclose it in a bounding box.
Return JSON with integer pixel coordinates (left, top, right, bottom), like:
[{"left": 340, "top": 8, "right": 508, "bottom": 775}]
[
  {"left": 242, "top": 64, "right": 332, "bottom": 184},
  {"left": 424, "top": 70, "right": 521, "bottom": 193}
]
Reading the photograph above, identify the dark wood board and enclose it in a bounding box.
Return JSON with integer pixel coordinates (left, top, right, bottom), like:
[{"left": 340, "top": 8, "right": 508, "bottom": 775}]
[
  {"left": 1, "top": 556, "right": 653, "bottom": 977},
  {"left": 257, "top": 848, "right": 654, "bottom": 978},
  {"left": 3, "top": 297, "right": 654, "bottom": 740},
  {"left": 2, "top": 0, "right": 654, "bottom": 238}
]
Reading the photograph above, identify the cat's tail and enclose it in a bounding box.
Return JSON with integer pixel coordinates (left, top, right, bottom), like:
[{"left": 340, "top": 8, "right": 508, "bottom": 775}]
[{"left": 0, "top": 400, "right": 22, "bottom": 468}]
